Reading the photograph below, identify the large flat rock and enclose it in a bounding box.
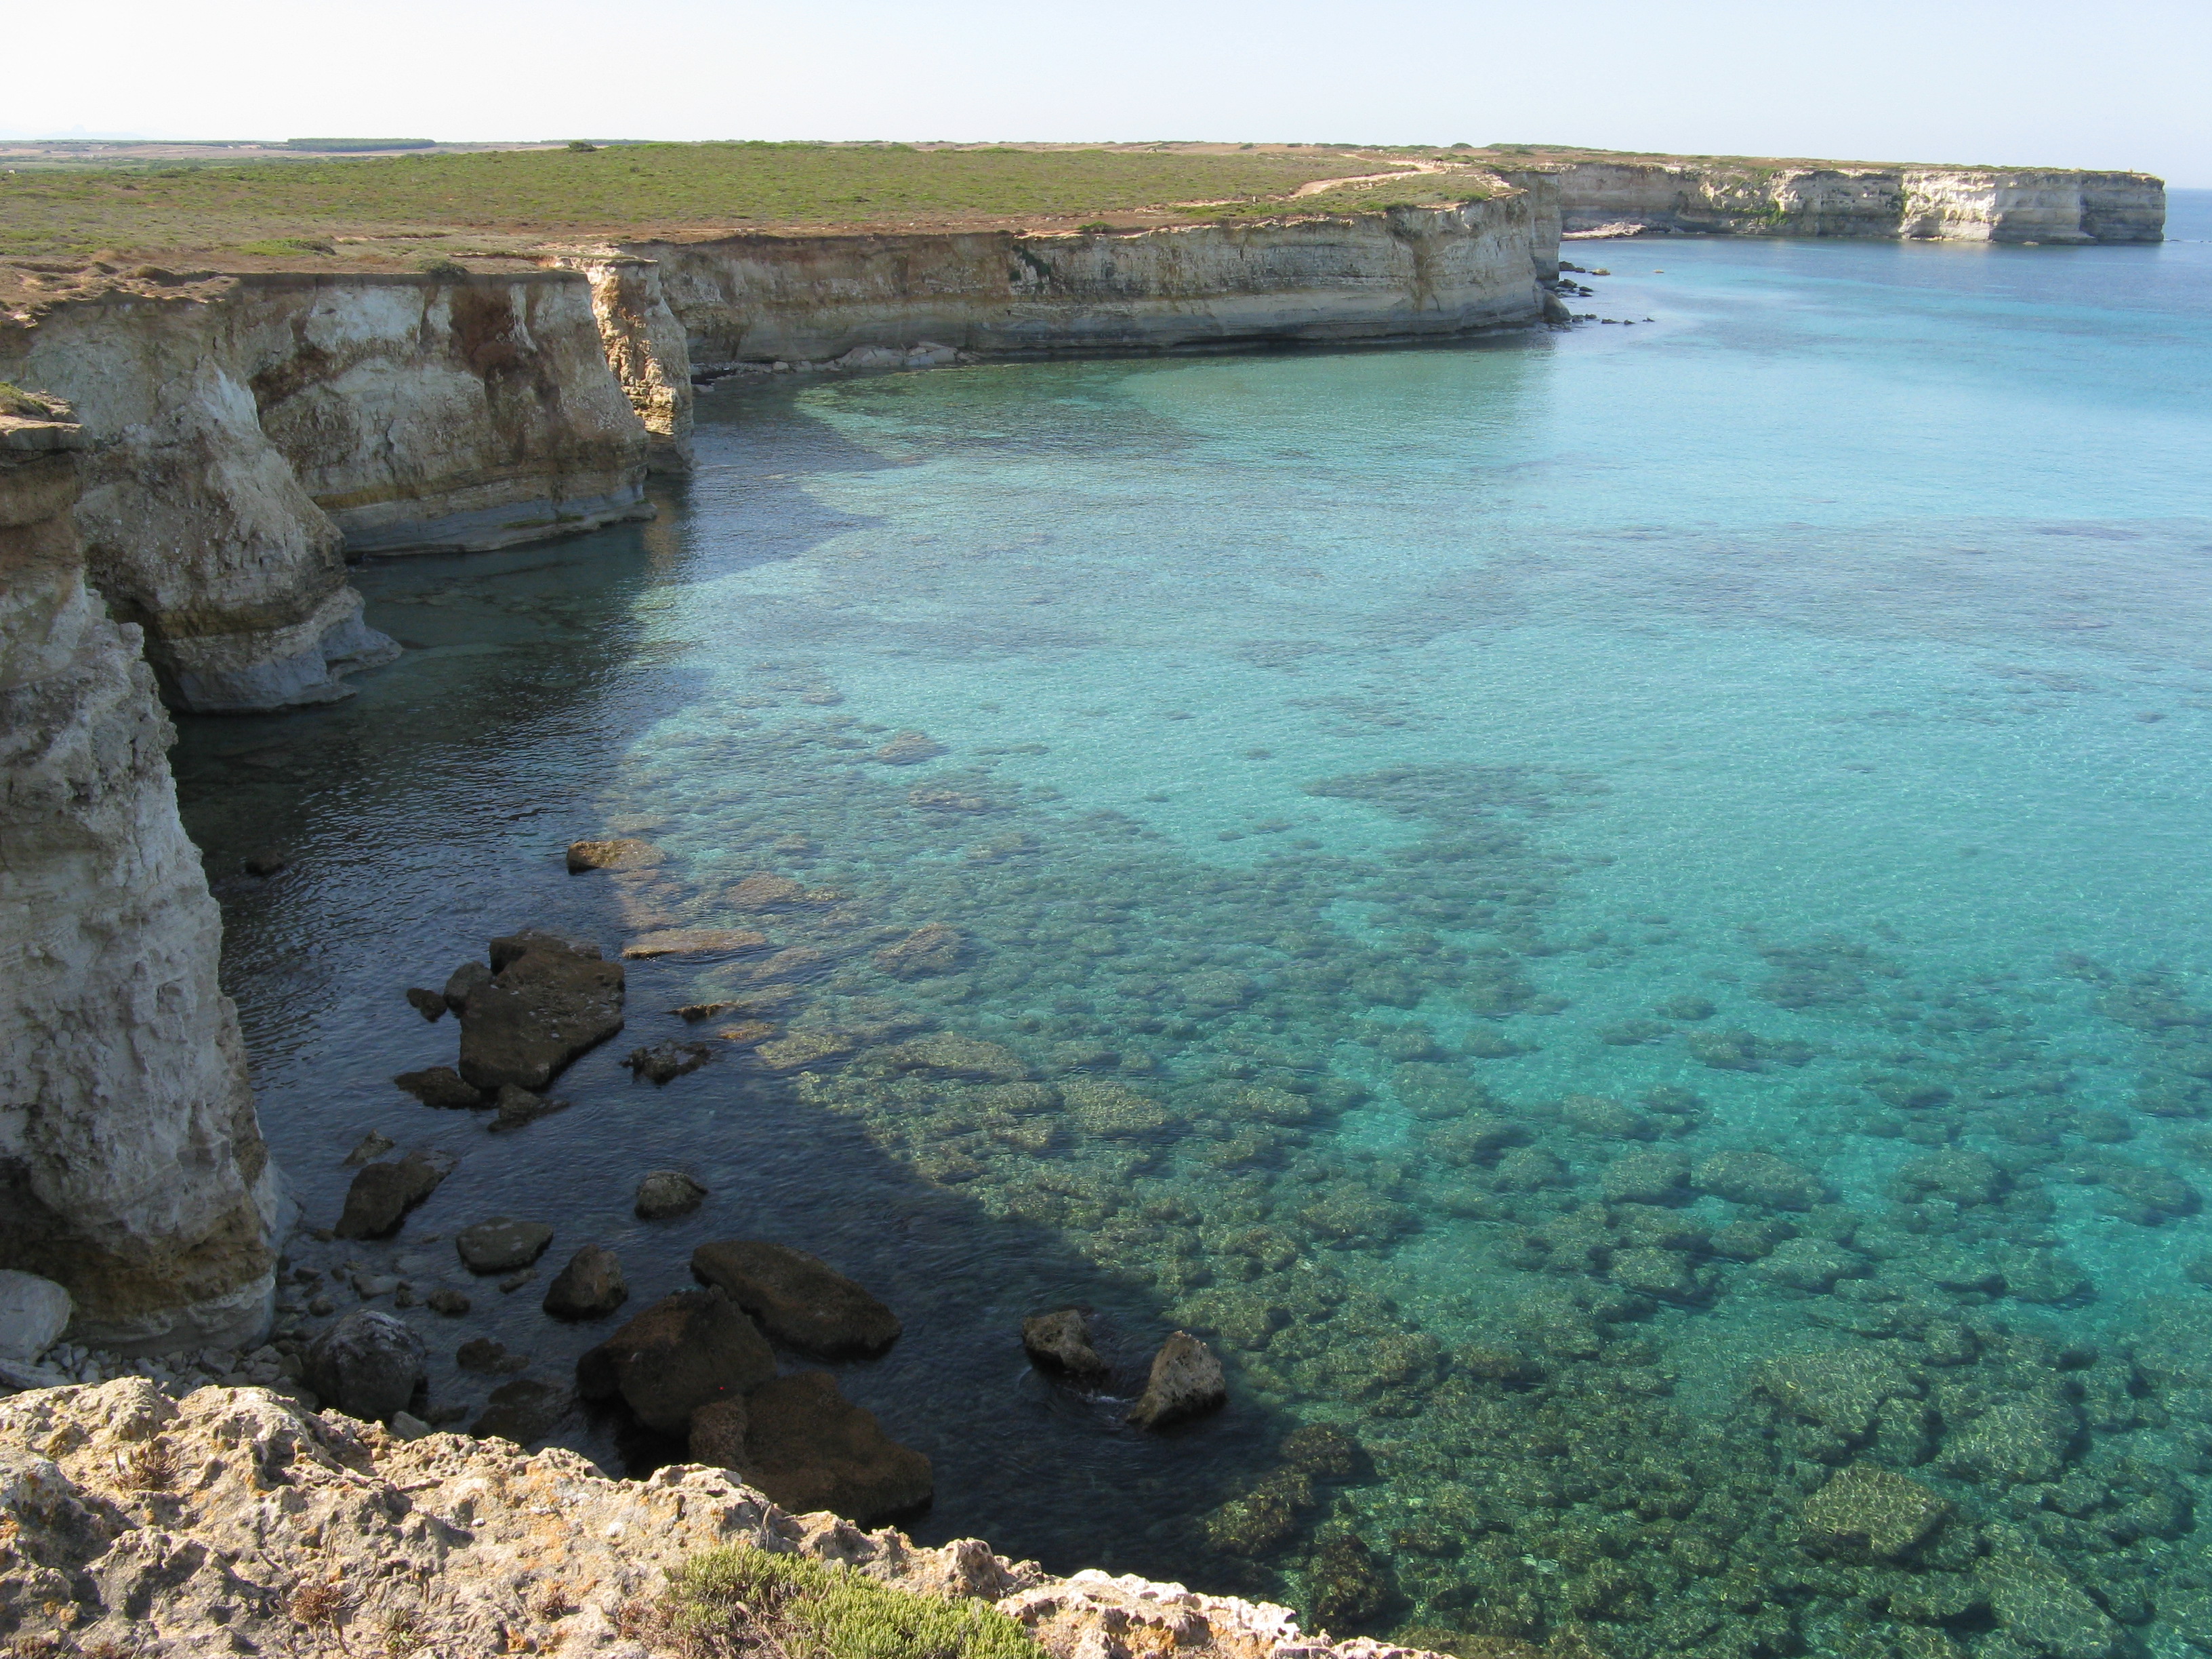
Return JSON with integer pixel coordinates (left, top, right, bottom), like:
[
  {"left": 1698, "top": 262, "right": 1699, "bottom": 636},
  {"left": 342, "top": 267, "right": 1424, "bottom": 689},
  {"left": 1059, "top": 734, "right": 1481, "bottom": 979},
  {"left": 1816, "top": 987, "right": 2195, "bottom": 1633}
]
[
  {"left": 456, "top": 933, "right": 625, "bottom": 1090},
  {"left": 691, "top": 1240, "right": 901, "bottom": 1359}
]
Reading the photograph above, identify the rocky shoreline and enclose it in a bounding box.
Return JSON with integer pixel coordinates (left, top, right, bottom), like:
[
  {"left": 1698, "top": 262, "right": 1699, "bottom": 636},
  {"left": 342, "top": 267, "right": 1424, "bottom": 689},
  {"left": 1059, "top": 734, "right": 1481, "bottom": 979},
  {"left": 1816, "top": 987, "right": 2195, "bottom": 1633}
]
[{"left": 0, "top": 1375, "right": 1529, "bottom": 1659}]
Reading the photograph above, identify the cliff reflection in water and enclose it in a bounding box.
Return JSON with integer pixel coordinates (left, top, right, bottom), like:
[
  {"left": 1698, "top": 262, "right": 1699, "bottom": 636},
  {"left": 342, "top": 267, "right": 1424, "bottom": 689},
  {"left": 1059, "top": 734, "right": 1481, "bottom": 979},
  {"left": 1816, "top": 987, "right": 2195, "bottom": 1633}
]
[{"left": 179, "top": 220, "right": 2212, "bottom": 1659}]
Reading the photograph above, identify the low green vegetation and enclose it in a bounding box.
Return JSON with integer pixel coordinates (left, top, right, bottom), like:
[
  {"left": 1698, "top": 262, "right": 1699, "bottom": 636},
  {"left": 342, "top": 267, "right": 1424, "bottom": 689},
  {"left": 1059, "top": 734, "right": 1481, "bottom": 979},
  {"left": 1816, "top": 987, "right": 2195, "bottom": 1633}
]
[
  {"left": 657, "top": 1547, "right": 1046, "bottom": 1659},
  {"left": 0, "top": 142, "right": 1425, "bottom": 260},
  {"left": 0, "top": 382, "right": 67, "bottom": 419}
]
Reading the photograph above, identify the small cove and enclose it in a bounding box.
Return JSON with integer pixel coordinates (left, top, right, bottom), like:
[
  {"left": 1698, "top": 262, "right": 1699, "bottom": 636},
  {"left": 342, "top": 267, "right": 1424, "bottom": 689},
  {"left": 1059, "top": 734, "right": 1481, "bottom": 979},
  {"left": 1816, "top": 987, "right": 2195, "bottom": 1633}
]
[{"left": 176, "top": 196, "right": 2212, "bottom": 1657}]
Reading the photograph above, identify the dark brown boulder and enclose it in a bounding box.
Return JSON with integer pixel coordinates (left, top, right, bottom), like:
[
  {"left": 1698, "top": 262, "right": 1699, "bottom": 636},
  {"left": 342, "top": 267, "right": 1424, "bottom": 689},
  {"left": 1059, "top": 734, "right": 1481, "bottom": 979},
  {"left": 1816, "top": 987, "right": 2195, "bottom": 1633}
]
[
  {"left": 394, "top": 1067, "right": 483, "bottom": 1109},
  {"left": 1128, "top": 1332, "right": 1226, "bottom": 1430},
  {"left": 456, "top": 933, "right": 625, "bottom": 1090},
  {"left": 688, "top": 1396, "right": 750, "bottom": 1468},
  {"left": 405, "top": 987, "right": 447, "bottom": 1021},
  {"left": 471, "top": 1378, "right": 574, "bottom": 1446},
  {"left": 1021, "top": 1308, "right": 1106, "bottom": 1377},
  {"left": 333, "top": 1149, "right": 456, "bottom": 1240},
  {"left": 544, "top": 1245, "right": 628, "bottom": 1320},
  {"left": 454, "top": 1217, "right": 553, "bottom": 1274},
  {"left": 735, "top": 1370, "right": 933, "bottom": 1525},
  {"left": 575, "top": 1288, "right": 772, "bottom": 1433},
  {"left": 690, "top": 1240, "right": 901, "bottom": 1359}
]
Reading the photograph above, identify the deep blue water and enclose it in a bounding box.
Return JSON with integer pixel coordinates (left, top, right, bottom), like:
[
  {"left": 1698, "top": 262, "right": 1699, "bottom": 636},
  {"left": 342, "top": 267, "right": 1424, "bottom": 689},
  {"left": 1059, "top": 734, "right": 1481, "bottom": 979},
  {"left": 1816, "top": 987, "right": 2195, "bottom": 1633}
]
[{"left": 177, "top": 194, "right": 2212, "bottom": 1658}]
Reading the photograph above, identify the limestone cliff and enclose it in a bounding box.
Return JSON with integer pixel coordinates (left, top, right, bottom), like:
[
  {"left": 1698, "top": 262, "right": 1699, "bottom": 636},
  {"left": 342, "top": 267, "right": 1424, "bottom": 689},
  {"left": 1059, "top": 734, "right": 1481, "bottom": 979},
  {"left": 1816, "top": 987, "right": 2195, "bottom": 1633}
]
[
  {"left": 615, "top": 194, "right": 1555, "bottom": 370},
  {"left": 1538, "top": 161, "right": 2164, "bottom": 241},
  {"left": 0, "top": 1378, "right": 1508, "bottom": 1659},
  {"left": 550, "top": 254, "right": 697, "bottom": 473},
  {"left": 0, "top": 407, "right": 279, "bottom": 1353},
  {"left": 1, "top": 270, "right": 653, "bottom": 712}
]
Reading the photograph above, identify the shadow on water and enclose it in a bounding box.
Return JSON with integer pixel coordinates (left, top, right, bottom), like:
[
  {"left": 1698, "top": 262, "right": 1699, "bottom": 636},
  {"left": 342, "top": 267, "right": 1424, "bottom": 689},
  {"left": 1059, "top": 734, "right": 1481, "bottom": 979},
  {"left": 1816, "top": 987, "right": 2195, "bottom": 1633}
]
[{"left": 167, "top": 429, "right": 1300, "bottom": 1591}]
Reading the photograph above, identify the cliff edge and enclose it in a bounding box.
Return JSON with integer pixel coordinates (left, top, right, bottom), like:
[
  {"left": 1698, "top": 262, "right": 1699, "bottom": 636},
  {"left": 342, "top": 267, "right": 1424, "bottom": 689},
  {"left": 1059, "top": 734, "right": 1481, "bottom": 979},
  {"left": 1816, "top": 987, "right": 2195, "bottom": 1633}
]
[
  {"left": 0, "top": 1378, "right": 1578, "bottom": 1659},
  {"left": 0, "top": 401, "right": 279, "bottom": 1351}
]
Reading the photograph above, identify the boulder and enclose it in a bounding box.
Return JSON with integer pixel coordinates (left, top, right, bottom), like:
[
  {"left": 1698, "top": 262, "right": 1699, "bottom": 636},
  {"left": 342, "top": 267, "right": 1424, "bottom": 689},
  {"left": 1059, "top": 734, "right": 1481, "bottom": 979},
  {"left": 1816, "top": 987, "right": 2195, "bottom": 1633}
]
[
  {"left": 471, "top": 1378, "right": 574, "bottom": 1446},
  {"left": 1128, "top": 1332, "right": 1226, "bottom": 1430},
  {"left": 575, "top": 1288, "right": 772, "bottom": 1433},
  {"left": 487, "top": 1085, "right": 567, "bottom": 1134},
  {"left": 393, "top": 1067, "right": 483, "bottom": 1109},
  {"left": 456, "top": 1338, "right": 528, "bottom": 1374},
  {"left": 874, "top": 924, "right": 962, "bottom": 979},
  {"left": 1021, "top": 1309, "right": 1106, "bottom": 1378},
  {"left": 690, "top": 1240, "right": 901, "bottom": 1359},
  {"left": 625, "top": 1041, "right": 714, "bottom": 1084},
  {"left": 456, "top": 933, "right": 625, "bottom": 1090},
  {"left": 455, "top": 1218, "right": 554, "bottom": 1275},
  {"left": 0, "top": 1271, "right": 72, "bottom": 1363},
  {"left": 687, "top": 1395, "right": 750, "bottom": 1468},
  {"left": 735, "top": 1370, "right": 933, "bottom": 1525},
  {"left": 405, "top": 987, "right": 447, "bottom": 1022},
  {"left": 443, "top": 959, "right": 491, "bottom": 1012},
  {"left": 333, "top": 1149, "right": 456, "bottom": 1240},
  {"left": 636, "top": 1171, "right": 710, "bottom": 1220},
  {"left": 304, "top": 1309, "right": 426, "bottom": 1421},
  {"left": 342, "top": 1131, "right": 394, "bottom": 1167},
  {"left": 544, "top": 1246, "right": 628, "bottom": 1321}
]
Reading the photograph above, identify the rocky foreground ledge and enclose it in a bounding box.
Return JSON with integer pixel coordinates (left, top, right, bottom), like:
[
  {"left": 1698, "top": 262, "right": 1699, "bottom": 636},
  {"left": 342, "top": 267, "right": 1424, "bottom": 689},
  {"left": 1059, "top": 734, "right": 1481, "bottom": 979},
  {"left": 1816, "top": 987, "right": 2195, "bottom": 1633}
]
[{"left": 0, "top": 1379, "right": 1565, "bottom": 1659}]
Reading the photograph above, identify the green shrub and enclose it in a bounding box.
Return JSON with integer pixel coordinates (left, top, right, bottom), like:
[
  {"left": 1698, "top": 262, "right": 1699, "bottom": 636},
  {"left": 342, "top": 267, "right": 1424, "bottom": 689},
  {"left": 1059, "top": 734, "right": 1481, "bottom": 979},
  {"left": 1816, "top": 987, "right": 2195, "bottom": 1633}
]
[
  {"left": 0, "top": 382, "right": 66, "bottom": 419},
  {"left": 661, "top": 1547, "right": 1046, "bottom": 1659},
  {"left": 234, "top": 236, "right": 335, "bottom": 255},
  {"left": 415, "top": 256, "right": 470, "bottom": 278}
]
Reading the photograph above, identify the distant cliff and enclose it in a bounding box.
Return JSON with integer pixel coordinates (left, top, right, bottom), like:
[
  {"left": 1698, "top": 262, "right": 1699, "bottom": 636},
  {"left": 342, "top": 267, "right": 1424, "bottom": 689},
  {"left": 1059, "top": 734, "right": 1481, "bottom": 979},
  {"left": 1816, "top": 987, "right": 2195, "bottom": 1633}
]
[{"left": 1526, "top": 159, "right": 2163, "bottom": 243}]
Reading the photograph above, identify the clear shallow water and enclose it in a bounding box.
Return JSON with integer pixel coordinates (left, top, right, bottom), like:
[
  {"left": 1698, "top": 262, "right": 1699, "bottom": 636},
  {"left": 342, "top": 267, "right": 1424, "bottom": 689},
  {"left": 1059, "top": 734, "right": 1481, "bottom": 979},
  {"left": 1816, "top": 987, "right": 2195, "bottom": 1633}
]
[{"left": 178, "top": 197, "right": 2212, "bottom": 1658}]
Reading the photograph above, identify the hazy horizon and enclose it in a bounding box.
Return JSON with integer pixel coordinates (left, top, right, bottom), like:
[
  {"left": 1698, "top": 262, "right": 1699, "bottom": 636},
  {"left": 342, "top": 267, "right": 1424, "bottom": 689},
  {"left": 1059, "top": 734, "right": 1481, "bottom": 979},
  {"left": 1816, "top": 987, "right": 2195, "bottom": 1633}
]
[{"left": 12, "top": 0, "right": 2206, "bottom": 188}]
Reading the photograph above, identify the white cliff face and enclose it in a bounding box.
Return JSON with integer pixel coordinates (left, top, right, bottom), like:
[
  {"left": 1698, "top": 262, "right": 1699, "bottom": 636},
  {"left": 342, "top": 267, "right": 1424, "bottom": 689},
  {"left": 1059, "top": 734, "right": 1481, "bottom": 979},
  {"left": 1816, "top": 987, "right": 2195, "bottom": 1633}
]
[
  {"left": 1547, "top": 161, "right": 2164, "bottom": 242},
  {"left": 1, "top": 271, "right": 653, "bottom": 712},
  {"left": 619, "top": 194, "right": 1553, "bottom": 369},
  {"left": 0, "top": 411, "right": 279, "bottom": 1353}
]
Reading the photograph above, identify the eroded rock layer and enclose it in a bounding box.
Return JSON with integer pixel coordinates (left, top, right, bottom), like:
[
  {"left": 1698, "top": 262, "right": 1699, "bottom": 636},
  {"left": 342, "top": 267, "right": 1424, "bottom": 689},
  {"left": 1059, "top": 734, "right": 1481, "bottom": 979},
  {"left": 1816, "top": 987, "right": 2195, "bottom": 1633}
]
[
  {"left": 616, "top": 195, "right": 1558, "bottom": 370},
  {"left": 0, "top": 409, "right": 278, "bottom": 1351}
]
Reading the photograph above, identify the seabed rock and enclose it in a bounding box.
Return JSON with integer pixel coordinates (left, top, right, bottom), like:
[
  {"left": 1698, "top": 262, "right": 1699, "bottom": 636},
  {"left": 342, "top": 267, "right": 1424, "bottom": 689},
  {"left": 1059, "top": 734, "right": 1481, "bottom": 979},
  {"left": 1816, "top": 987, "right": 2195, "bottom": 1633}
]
[{"left": 455, "top": 1218, "right": 554, "bottom": 1274}]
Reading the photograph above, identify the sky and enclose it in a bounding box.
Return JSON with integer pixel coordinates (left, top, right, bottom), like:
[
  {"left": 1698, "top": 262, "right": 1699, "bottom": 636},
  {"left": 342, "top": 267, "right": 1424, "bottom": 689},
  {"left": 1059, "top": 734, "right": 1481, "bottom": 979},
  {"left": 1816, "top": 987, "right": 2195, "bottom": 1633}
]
[{"left": 9, "top": 0, "right": 2208, "bottom": 185}]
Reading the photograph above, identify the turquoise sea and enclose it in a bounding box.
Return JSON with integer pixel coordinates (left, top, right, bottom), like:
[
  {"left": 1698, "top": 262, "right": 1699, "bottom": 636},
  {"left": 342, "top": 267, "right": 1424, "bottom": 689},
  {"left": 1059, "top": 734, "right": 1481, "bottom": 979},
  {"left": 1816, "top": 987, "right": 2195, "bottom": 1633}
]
[{"left": 177, "top": 192, "right": 2212, "bottom": 1659}]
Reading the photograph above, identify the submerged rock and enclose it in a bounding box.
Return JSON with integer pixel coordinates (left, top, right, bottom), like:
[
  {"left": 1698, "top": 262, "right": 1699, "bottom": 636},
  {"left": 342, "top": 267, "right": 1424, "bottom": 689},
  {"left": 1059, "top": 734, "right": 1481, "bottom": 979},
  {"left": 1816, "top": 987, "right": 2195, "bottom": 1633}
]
[
  {"left": 575, "top": 1287, "right": 772, "bottom": 1433},
  {"left": 543, "top": 1245, "right": 628, "bottom": 1321},
  {"left": 1799, "top": 1462, "right": 1949, "bottom": 1560},
  {"left": 487, "top": 1084, "right": 567, "bottom": 1134},
  {"left": 735, "top": 1370, "right": 934, "bottom": 1525},
  {"left": 626, "top": 1040, "right": 714, "bottom": 1083},
  {"left": 1128, "top": 1332, "right": 1226, "bottom": 1430},
  {"left": 393, "top": 1065, "right": 483, "bottom": 1109},
  {"left": 874, "top": 922, "right": 964, "bottom": 978},
  {"left": 304, "top": 1309, "right": 425, "bottom": 1420},
  {"left": 333, "top": 1149, "right": 456, "bottom": 1240},
  {"left": 1692, "top": 1149, "right": 1824, "bottom": 1210},
  {"left": 566, "top": 837, "right": 662, "bottom": 873},
  {"left": 620, "top": 928, "right": 768, "bottom": 960},
  {"left": 690, "top": 1240, "right": 901, "bottom": 1359},
  {"left": 455, "top": 932, "right": 625, "bottom": 1091},
  {"left": 404, "top": 986, "right": 447, "bottom": 1021}
]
